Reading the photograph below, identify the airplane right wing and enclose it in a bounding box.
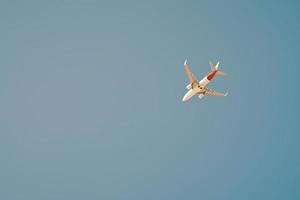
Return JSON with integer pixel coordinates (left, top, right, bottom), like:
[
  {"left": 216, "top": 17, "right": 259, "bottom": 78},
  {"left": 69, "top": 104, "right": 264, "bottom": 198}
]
[
  {"left": 204, "top": 87, "right": 228, "bottom": 96},
  {"left": 184, "top": 60, "right": 198, "bottom": 84}
]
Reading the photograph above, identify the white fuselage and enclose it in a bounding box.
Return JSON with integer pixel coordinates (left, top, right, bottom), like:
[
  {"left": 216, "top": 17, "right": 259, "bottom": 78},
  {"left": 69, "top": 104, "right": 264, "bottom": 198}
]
[{"left": 182, "top": 75, "right": 212, "bottom": 102}]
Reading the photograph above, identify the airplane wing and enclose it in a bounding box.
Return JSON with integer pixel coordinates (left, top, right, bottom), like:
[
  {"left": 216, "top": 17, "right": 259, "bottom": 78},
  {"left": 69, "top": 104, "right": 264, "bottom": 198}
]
[
  {"left": 204, "top": 87, "right": 228, "bottom": 96},
  {"left": 184, "top": 60, "right": 198, "bottom": 84}
]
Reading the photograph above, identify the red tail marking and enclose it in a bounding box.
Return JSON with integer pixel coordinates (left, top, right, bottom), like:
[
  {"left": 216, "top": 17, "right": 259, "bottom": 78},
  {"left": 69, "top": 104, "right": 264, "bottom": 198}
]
[{"left": 207, "top": 70, "right": 217, "bottom": 80}]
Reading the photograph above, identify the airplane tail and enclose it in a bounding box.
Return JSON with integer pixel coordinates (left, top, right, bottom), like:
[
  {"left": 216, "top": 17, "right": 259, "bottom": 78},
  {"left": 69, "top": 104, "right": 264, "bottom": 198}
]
[{"left": 209, "top": 61, "right": 227, "bottom": 76}]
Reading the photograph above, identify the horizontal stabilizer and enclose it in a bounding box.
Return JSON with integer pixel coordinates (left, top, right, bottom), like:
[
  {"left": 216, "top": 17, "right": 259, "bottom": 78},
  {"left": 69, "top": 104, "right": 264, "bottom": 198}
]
[{"left": 216, "top": 70, "right": 227, "bottom": 76}]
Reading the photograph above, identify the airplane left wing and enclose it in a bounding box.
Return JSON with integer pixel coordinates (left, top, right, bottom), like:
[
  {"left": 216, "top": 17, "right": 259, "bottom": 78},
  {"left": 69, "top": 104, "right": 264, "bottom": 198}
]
[
  {"left": 204, "top": 87, "right": 228, "bottom": 96},
  {"left": 184, "top": 60, "right": 198, "bottom": 84}
]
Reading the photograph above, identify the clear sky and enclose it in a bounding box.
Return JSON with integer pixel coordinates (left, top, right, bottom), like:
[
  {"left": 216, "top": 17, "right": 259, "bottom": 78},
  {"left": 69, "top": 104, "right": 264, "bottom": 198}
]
[{"left": 1, "top": 1, "right": 299, "bottom": 199}]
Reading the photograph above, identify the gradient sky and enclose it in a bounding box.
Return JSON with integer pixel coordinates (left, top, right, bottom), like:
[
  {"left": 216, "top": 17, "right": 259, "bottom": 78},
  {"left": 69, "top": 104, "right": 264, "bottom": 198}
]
[{"left": 1, "top": 1, "right": 299, "bottom": 199}]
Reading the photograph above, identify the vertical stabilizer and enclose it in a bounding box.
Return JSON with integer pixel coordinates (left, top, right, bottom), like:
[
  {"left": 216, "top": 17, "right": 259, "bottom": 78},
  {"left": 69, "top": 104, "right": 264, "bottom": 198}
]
[
  {"left": 184, "top": 59, "right": 188, "bottom": 66},
  {"left": 210, "top": 61, "right": 227, "bottom": 75},
  {"left": 210, "top": 61, "right": 220, "bottom": 71},
  {"left": 215, "top": 62, "right": 219, "bottom": 70}
]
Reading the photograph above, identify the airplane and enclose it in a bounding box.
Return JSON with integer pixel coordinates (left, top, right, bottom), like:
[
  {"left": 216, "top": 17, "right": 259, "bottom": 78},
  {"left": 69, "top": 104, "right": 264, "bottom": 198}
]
[{"left": 182, "top": 59, "right": 228, "bottom": 102}]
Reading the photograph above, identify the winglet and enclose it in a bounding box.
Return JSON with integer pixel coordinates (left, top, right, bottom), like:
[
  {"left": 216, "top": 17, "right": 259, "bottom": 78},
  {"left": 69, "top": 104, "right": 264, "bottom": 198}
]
[{"left": 184, "top": 59, "right": 188, "bottom": 65}]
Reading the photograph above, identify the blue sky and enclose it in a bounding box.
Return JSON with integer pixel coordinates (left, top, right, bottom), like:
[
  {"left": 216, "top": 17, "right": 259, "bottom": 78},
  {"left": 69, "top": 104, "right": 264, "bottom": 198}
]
[{"left": 1, "top": 1, "right": 299, "bottom": 199}]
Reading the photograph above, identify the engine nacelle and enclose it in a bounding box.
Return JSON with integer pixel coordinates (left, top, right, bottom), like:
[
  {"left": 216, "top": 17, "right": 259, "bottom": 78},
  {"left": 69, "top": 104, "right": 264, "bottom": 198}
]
[
  {"left": 186, "top": 84, "right": 192, "bottom": 90},
  {"left": 198, "top": 94, "right": 204, "bottom": 99}
]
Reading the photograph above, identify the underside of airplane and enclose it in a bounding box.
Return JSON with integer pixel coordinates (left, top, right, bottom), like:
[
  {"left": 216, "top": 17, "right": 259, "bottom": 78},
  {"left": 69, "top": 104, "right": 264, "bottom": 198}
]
[{"left": 182, "top": 59, "right": 228, "bottom": 102}]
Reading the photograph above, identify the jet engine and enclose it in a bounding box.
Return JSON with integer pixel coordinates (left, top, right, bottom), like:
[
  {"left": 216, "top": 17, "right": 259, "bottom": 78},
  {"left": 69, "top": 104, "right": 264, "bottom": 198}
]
[
  {"left": 198, "top": 93, "right": 204, "bottom": 99},
  {"left": 186, "top": 84, "right": 192, "bottom": 90}
]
